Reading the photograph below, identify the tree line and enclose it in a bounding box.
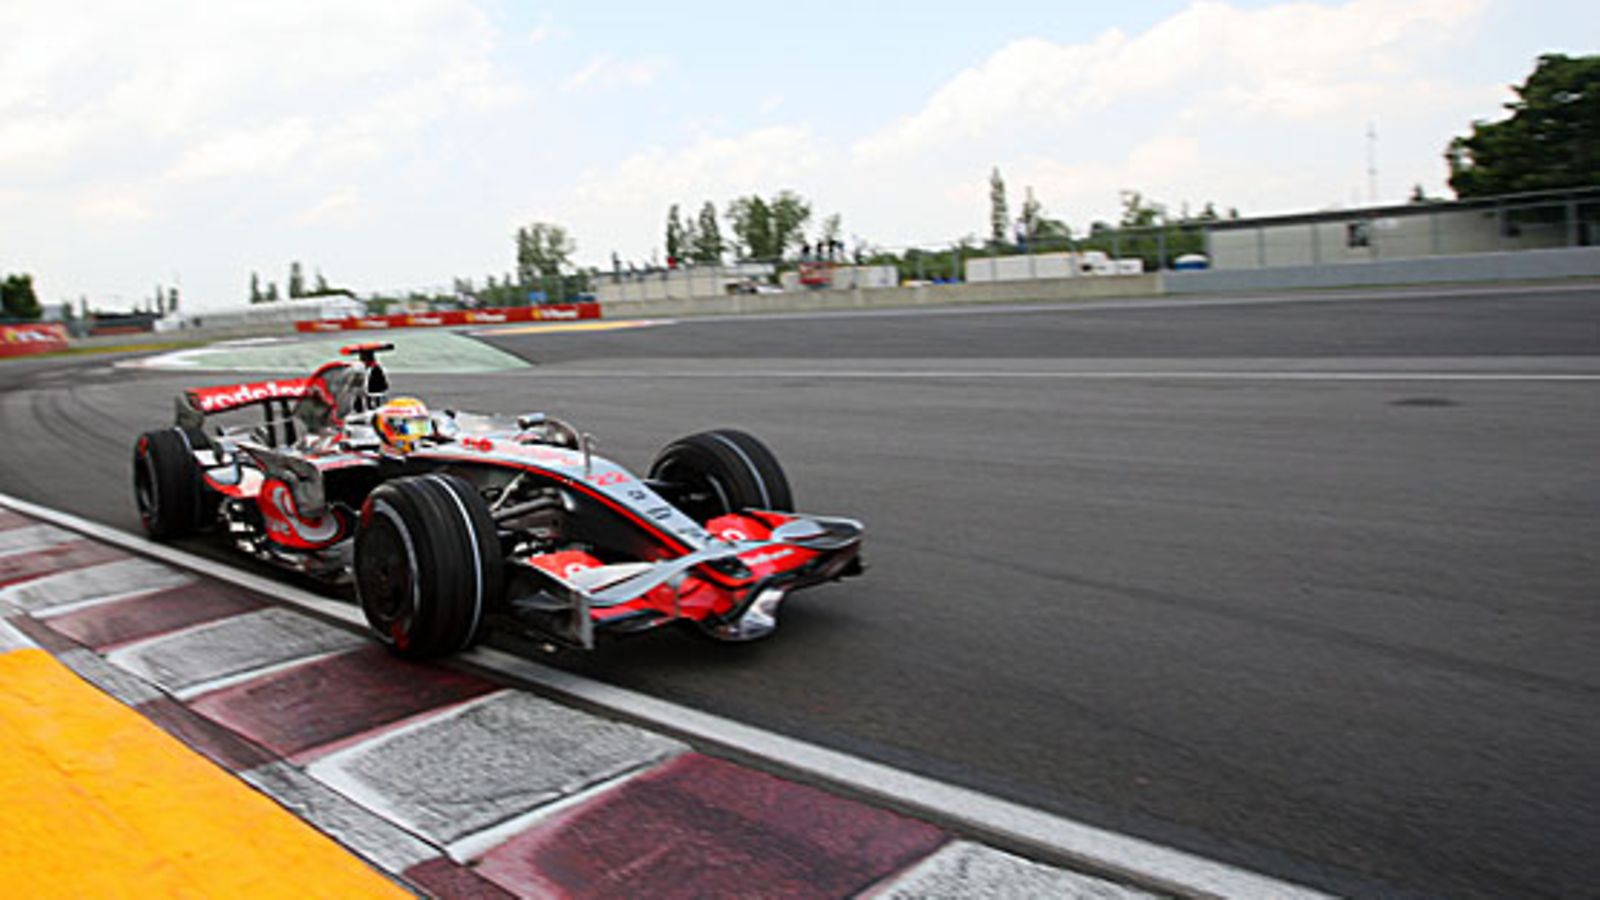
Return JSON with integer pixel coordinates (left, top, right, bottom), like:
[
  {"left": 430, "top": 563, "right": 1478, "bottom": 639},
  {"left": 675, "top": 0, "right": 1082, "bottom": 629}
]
[
  {"left": 660, "top": 192, "right": 837, "bottom": 265},
  {"left": 248, "top": 261, "right": 355, "bottom": 304}
]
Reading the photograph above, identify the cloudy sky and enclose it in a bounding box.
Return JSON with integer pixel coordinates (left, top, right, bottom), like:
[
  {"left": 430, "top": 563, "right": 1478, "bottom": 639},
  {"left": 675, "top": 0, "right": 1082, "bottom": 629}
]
[{"left": 2, "top": 0, "right": 1594, "bottom": 311}]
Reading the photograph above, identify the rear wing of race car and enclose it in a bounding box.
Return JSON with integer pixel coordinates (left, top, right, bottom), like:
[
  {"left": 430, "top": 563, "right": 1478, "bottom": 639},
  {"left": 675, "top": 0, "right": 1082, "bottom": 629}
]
[
  {"left": 175, "top": 378, "right": 315, "bottom": 447},
  {"left": 182, "top": 378, "right": 312, "bottom": 416},
  {"left": 174, "top": 346, "right": 391, "bottom": 440}
]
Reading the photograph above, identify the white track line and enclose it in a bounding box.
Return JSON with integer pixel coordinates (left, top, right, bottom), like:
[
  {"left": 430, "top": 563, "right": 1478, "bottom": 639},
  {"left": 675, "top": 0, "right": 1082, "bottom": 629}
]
[
  {"left": 0, "top": 558, "right": 194, "bottom": 615},
  {"left": 0, "top": 490, "right": 1330, "bottom": 899},
  {"left": 0, "top": 524, "right": 79, "bottom": 556},
  {"left": 169, "top": 647, "right": 358, "bottom": 701},
  {"left": 515, "top": 369, "right": 1600, "bottom": 382},
  {"left": 442, "top": 762, "right": 663, "bottom": 863}
]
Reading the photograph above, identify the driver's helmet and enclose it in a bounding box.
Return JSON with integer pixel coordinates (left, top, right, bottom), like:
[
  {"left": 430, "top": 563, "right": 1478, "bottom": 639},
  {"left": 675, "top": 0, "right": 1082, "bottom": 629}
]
[{"left": 375, "top": 396, "right": 432, "bottom": 453}]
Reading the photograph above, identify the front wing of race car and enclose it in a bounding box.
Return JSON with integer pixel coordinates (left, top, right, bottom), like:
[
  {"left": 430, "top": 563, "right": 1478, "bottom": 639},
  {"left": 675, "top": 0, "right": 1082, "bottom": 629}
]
[{"left": 498, "top": 511, "right": 864, "bottom": 648}]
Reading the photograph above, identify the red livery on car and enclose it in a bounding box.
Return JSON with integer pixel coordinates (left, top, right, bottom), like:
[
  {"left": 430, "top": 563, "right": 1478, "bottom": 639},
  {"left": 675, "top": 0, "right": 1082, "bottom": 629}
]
[{"left": 132, "top": 342, "right": 864, "bottom": 657}]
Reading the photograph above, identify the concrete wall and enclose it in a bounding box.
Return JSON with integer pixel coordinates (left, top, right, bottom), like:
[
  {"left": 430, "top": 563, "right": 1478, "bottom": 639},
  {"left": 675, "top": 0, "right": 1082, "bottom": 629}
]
[
  {"left": 595, "top": 263, "right": 775, "bottom": 303},
  {"left": 1164, "top": 246, "right": 1600, "bottom": 294},
  {"left": 68, "top": 320, "right": 301, "bottom": 350},
  {"left": 65, "top": 248, "right": 1600, "bottom": 352},
  {"left": 599, "top": 273, "right": 1162, "bottom": 319}
]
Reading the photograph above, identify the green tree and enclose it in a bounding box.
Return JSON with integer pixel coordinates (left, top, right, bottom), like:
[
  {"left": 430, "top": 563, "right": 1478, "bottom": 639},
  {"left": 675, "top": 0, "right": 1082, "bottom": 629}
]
[
  {"left": 1447, "top": 53, "right": 1600, "bottom": 197},
  {"left": 1019, "top": 187, "right": 1042, "bottom": 242},
  {"left": 692, "top": 201, "right": 725, "bottom": 263},
  {"left": 516, "top": 223, "right": 576, "bottom": 282},
  {"left": 728, "top": 191, "right": 811, "bottom": 260},
  {"left": 727, "top": 195, "right": 774, "bottom": 259},
  {"left": 665, "top": 204, "right": 686, "bottom": 263},
  {"left": 819, "top": 213, "right": 842, "bottom": 249},
  {"left": 288, "top": 261, "right": 305, "bottom": 298},
  {"left": 1119, "top": 190, "right": 1166, "bottom": 228},
  {"left": 769, "top": 190, "right": 811, "bottom": 258},
  {"left": 681, "top": 216, "right": 700, "bottom": 266},
  {"left": 249, "top": 272, "right": 263, "bottom": 304},
  {"left": 265, "top": 281, "right": 280, "bottom": 302},
  {"left": 989, "top": 167, "right": 1009, "bottom": 246},
  {"left": 1036, "top": 219, "right": 1072, "bottom": 242},
  {"left": 1, "top": 274, "right": 42, "bottom": 321},
  {"left": 1015, "top": 187, "right": 1072, "bottom": 247}
]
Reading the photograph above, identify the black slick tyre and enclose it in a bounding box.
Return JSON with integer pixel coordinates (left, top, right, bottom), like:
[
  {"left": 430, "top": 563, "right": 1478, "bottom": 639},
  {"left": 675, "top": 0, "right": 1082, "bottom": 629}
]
[
  {"left": 354, "top": 474, "right": 503, "bottom": 659},
  {"left": 132, "top": 428, "right": 204, "bottom": 538},
  {"left": 648, "top": 429, "right": 794, "bottom": 523}
]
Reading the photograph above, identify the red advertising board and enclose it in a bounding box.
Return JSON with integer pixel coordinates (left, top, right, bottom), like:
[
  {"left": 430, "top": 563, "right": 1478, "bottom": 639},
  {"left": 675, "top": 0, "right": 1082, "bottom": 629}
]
[
  {"left": 0, "top": 323, "right": 70, "bottom": 358},
  {"left": 294, "top": 302, "right": 600, "bottom": 334}
]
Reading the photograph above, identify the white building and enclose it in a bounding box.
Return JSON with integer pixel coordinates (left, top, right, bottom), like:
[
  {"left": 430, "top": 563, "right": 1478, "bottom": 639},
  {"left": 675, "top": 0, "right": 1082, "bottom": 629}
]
[{"left": 1204, "top": 187, "right": 1598, "bottom": 270}]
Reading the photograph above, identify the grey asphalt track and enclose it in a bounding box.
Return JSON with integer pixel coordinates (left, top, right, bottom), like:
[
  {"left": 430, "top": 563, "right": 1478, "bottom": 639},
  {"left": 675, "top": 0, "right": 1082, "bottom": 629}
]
[{"left": 2, "top": 285, "right": 1596, "bottom": 898}]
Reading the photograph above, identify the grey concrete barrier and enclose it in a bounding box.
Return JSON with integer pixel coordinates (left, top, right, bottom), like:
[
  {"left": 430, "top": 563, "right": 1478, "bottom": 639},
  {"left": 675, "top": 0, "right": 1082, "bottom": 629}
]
[
  {"left": 69, "top": 320, "right": 301, "bottom": 351},
  {"left": 1163, "top": 247, "right": 1600, "bottom": 294},
  {"left": 600, "top": 274, "right": 1162, "bottom": 320}
]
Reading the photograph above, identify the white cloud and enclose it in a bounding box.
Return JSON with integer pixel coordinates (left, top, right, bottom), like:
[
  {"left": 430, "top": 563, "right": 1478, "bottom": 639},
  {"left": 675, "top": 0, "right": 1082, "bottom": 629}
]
[
  {"left": 73, "top": 189, "right": 154, "bottom": 224},
  {"left": 559, "top": 125, "right": 827, "bottom": 260},
  {"left": 295, "top": 188, "right": 363, "bottom": 225},
  {"left": 168, "top": 120, "right": 318, "bottom": 181},
  {"left": 933, "top": 136, "right": 1211, "bottom": 229},
  {"left": 0, "top": 0, "right": 519, "bottom": 185},
  {"left": 527, "top": 12, "right": 574, "bottom": 48},
  {"left": 0, "top": 0, "right": 533, "bottom": 308},
  {"left": 562, "top": 54, "right": 668, "bottom": 92},
  {"left": 854, "top": 0, "right": 1486, "bottom": 163},
  {"left": 572, "top": 125, "right": 824, "bottom": 209},
  {"left": 0, "top": 114, "right": 89, "bottom": 172}
]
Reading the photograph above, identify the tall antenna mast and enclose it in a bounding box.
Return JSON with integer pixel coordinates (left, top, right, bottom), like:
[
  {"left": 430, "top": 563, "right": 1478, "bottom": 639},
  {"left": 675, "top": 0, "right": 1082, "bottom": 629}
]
[{"left": 1366, "top": 121, "right": 1378, "bottom": 205}]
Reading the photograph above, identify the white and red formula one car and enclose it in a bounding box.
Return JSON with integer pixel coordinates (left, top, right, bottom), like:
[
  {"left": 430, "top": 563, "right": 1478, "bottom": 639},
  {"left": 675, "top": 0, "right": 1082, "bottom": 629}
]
[{"left": 132, "top": 342, "right": 864, "bottom": 657}]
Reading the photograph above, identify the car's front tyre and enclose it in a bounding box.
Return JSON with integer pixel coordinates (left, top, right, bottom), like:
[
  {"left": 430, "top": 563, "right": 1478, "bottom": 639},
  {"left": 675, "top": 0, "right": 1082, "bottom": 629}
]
[
  {"left": 648, "top": 429, "right": 795, "bottom": 522},
  {"left": 354, "top": 474, "right": 503, "bottom": 658}
]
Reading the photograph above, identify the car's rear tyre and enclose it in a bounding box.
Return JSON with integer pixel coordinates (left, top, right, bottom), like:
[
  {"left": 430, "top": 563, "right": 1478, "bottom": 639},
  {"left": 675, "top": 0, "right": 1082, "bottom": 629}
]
[
  {"left": 354, "top": 474, "right": 503, "bottom": 659},
  {"left": 133, "top": 428, "right": 205, "bottom": 539},
  {"left": 648, "top": 429, "right": 794, "bottom": 523}
]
